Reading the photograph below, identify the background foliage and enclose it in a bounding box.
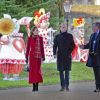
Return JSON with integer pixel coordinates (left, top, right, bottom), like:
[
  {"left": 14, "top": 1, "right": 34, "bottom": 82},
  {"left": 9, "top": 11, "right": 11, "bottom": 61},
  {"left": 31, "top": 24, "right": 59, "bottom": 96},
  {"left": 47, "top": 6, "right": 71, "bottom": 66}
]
[
  {"left": 0, "top": 0, "right": 64, "bottom": 38},
  {"left": 0, "top": 0, "right": 100, "bottom": 38}
]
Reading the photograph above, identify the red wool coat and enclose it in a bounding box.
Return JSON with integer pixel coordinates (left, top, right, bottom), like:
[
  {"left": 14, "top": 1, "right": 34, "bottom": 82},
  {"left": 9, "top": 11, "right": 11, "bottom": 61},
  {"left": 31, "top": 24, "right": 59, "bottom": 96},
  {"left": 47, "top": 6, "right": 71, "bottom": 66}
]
[{"left": 26, "top": 36, "right": 45, "bottom": 84}]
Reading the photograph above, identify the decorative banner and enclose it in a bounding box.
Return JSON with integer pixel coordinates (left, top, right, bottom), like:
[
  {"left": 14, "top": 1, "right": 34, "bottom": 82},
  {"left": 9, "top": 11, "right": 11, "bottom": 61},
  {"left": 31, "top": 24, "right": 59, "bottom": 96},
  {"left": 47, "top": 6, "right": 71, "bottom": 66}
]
[
  {"left": 18, "top": 17, "right": 33, "bottom": 25},
  {"left": 0, "top": 18, "right": 15, "bottom": 35},
  {"left": 73, "top": 17, "right": 85, "bottom": 27}
]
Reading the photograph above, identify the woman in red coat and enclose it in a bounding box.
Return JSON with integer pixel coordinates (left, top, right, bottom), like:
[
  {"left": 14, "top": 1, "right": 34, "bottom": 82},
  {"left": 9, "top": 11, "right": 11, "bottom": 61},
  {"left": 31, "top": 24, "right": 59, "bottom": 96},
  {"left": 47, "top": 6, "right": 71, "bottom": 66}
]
[{"left": 26, "top": 27, "right": 45, "bottom": 92}]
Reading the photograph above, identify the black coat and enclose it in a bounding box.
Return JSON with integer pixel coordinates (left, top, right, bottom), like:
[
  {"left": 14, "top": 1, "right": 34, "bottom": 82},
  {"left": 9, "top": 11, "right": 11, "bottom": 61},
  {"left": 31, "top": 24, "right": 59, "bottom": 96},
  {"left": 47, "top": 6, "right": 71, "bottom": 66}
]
[
  {"left": 53, "top": 32, "right": 75, "bottom": 71},
  {"left": 84, "top": 31, "right": 100, "bottom": 67}
]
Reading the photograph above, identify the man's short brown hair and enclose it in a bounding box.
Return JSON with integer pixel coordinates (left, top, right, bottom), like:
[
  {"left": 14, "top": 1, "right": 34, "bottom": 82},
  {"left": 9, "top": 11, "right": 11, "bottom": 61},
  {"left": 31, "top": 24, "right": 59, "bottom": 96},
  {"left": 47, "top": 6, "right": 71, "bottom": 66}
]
[{"left": 92, "top": 22, "right": 100, "bottom": 28}]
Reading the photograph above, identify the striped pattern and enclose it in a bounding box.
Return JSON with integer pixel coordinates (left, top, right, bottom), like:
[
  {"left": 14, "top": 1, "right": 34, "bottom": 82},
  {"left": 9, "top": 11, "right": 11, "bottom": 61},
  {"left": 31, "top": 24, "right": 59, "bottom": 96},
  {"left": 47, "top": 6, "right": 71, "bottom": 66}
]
[
  {"left": 11, "top": 32, "right": 23, "bottom": 37},
  {"left": 0, "top": 59, "right": 26, "bottom": 64},
  {"left": 0, "top": 64, "right": 23, "bottom": 74}
]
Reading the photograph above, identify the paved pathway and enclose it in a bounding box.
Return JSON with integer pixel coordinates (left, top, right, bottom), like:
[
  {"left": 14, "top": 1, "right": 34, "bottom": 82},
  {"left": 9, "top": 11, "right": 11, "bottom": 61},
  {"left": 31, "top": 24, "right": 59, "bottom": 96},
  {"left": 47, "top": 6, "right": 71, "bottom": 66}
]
[{"left": 0, "top": 82, "right": 100, "bottom": 100}]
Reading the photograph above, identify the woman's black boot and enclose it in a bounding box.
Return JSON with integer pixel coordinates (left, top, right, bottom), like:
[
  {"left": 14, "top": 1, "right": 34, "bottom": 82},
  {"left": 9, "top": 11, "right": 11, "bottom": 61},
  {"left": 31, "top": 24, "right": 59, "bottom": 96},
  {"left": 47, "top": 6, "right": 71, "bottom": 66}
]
[
  {"left": 32, "top": 83, "right": 36, "bottom": 92},
  {"left": 35, "top": 83, "right": 38, "bottom": 91}
]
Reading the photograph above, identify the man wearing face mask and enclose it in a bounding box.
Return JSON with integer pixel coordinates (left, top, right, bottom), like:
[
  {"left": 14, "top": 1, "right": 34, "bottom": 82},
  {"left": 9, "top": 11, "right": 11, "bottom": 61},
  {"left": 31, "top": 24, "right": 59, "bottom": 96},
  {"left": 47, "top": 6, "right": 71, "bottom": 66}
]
[
  {"left": 53, "top": 23, "right": 75, "bottom": 91},
  {"left": 83, "top": 22, "right": 100, "bottom": 92}
]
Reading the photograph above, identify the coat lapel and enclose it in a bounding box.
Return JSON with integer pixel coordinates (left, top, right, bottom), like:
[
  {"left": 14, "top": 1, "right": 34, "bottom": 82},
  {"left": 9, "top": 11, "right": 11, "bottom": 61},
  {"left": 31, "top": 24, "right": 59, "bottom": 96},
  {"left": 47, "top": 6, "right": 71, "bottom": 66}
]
[{"left": 89, "top": 34, "right": 94, "bottom": 51}]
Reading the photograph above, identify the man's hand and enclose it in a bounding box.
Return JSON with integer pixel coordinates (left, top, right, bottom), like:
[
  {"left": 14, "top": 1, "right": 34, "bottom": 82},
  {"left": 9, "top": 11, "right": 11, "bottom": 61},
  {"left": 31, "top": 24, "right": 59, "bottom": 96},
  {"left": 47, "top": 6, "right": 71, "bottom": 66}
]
[{"left": 79, "top": 45, "right": 84, "bottom": 49}]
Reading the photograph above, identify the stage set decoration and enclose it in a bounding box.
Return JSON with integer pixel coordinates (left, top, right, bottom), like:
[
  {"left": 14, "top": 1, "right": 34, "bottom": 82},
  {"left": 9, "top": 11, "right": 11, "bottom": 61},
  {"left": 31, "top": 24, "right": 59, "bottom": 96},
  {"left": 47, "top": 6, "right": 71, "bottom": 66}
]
[
  {"left": 0, "top": 14, "right": 30, "bottom": 81},
  {"left": 71, "top": 17, "right": 88, "bottom": 62},
  {"left": 0, "top": 18, "right": 15, "bottom": 35},
  {"left": 33, "top": 9, "right": 88, "bottom": 63},
  {"left": 33, "top": 8, "right": 57, "bottom": 63},
  {"left": 0, "top": 9, "right": 90, "bottom": 81}
]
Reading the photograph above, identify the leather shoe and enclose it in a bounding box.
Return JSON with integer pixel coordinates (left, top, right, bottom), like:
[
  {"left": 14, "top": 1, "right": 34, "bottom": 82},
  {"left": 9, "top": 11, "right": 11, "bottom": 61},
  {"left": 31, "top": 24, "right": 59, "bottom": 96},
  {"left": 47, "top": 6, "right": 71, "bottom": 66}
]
[
  {"left": 60, "top": 88, "right": 65, "bottom": 91},
  {"left": 66, "top": 87, "right": 69, "bottom": 92},
  {"left": 94, "top": 89, "right": 100, "bottom": 92}
]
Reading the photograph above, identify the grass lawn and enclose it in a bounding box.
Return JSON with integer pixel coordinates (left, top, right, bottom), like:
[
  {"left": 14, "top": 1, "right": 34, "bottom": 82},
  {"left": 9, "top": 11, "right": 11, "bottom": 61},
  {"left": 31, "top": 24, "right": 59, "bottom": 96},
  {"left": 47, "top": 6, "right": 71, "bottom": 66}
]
[{"left": 0, "top": 62, "right": 94, "bottom": 89}]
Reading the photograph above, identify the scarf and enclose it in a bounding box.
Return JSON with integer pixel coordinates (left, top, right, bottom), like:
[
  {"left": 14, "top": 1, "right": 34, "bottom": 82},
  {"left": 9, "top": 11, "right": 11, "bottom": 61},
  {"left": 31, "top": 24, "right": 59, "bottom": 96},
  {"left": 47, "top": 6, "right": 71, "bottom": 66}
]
[
  {"left": 60, "top": 31, "right": 68, "bottom": 36},
  {"left": 33, "top": 35, "right": 41, "bottom": 58}
]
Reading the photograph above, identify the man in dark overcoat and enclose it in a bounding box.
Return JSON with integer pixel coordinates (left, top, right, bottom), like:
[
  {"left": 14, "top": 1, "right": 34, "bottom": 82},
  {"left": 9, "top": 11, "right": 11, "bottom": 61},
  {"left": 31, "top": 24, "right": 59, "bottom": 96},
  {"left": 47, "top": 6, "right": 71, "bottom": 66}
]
[
  {"left": 53, "top": 23, "right": 75, "bottom": 91},
  {"left": 83, "top": 22, "right": 100, "bottom": 92}
]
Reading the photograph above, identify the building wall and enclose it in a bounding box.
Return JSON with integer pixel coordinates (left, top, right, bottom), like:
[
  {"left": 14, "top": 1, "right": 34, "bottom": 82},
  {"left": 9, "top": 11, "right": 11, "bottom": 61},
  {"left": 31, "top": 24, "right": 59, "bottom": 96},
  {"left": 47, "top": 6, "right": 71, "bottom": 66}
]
[
  {"left": 73, "top": 0, "right": 94, "bottom": 5},
  {"left": 95, "top": 0, "right": 100, "bottom": 5}
]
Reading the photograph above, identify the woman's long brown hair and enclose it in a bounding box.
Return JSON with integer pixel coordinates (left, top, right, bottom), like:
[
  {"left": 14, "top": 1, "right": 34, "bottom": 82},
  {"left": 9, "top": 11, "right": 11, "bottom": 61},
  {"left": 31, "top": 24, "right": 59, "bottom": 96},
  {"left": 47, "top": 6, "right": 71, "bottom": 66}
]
[{"left": 30, "top": 26, "right": 37, "bottom": 37}]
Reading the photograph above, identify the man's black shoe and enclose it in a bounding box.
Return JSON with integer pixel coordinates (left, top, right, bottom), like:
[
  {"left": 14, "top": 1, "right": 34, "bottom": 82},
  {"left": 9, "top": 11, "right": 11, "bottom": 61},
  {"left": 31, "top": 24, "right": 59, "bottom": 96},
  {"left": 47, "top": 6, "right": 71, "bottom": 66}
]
[
  {"left": 94, "top": 89, "right": 100, "bottom": 92},
  {"left": 66, "top": 87, "right": 69, "bottom": 92},
  {"left": 60, "top": 87, "right": 65, "bottom": 91}
]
